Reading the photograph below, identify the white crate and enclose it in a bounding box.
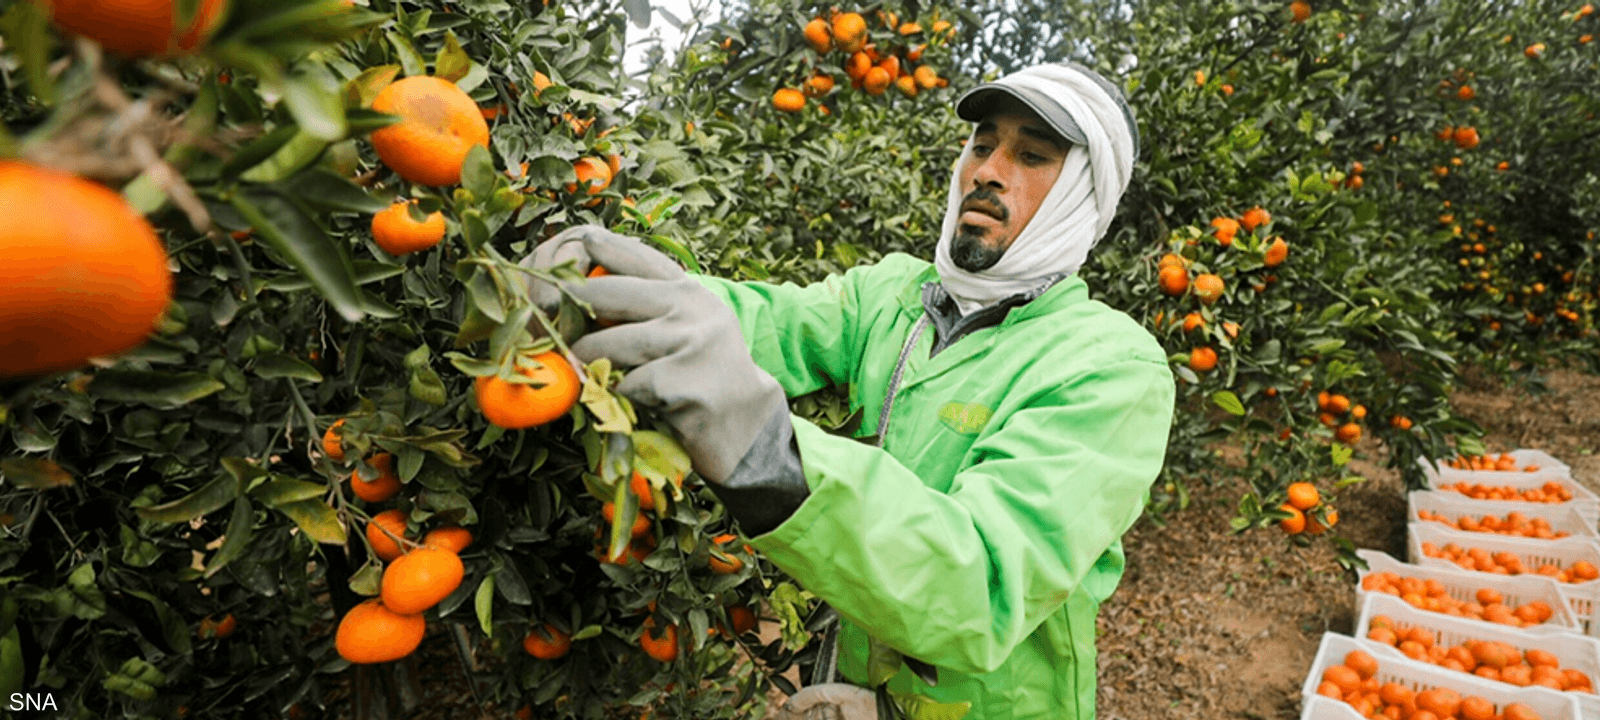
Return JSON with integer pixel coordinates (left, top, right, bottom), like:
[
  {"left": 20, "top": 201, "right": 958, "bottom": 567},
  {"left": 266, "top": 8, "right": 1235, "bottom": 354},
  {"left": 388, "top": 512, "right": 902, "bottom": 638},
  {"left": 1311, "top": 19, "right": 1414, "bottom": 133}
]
[
  {"left": 1409, "top": 490, "right": 1599, "bottom": 540},
  {"left": 1417, "top": 449, "right": 1572, "bottom": 482},
  {"left": 1356, "top": 549, "right": 1583, "bottom": 634},
  {"left": 1300, "top": 632, "right": 1581, "bottom": 719},
  {"left": 1352, "top": 593, "right": 1600, "bottom": 717},
  {"left": 1420, "top": 464, "right": 1600, "bottom": 529},
  {"left": 1408, "top": 524, "right": 1600, "bottom": 637}
]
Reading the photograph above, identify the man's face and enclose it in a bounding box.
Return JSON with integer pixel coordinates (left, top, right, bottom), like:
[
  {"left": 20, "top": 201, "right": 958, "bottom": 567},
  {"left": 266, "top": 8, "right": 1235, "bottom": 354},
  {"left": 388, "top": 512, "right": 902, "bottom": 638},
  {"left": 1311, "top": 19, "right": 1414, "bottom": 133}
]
[{"left": 951, "top": 97, "right": 1070, "bottom": 272}]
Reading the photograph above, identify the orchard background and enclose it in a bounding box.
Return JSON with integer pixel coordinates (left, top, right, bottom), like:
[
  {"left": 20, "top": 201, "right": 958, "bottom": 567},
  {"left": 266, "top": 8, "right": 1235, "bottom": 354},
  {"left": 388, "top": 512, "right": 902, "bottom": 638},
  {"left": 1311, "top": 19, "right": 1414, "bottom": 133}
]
[{"left": 0, "top": 0, "right": 1596, "bottom": 718}]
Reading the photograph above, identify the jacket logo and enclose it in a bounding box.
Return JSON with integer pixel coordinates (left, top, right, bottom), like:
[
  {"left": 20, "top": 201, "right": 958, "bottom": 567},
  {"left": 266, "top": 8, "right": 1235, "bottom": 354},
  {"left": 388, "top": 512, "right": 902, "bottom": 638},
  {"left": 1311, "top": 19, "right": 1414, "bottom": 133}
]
[{"left": 937, "top": 402, "right": 992, "bottom": 435}]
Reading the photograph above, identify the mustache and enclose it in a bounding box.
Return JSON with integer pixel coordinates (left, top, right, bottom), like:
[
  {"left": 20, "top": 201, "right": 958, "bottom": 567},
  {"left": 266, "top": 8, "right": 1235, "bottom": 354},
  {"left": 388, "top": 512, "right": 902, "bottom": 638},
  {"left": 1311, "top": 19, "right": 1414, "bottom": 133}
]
[{"left": 959, "top": 189, "right": 1007, "bottom": 221}]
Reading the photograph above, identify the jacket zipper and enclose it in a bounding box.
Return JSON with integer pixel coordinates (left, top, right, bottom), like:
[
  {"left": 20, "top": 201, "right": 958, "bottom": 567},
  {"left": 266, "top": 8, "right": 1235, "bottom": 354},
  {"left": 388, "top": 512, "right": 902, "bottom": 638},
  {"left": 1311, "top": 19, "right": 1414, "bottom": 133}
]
[{"left": 875, "top": 314, "right": 930, "bottom": 447}]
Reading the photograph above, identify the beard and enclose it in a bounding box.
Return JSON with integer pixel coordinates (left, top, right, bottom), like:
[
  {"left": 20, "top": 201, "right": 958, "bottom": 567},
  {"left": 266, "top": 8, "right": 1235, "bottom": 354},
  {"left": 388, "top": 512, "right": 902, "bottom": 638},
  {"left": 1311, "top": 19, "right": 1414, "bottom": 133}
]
[{"left": 950, "top": 225, "right": 1008, "bottom": 271}]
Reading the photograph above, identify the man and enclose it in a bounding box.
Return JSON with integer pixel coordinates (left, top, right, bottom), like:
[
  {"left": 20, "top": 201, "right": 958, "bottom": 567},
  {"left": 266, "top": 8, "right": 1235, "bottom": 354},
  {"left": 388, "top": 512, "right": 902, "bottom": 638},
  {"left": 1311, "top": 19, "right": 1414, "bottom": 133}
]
[{"left": 523, "top": 62, "right": 1175, "bottom": 719}]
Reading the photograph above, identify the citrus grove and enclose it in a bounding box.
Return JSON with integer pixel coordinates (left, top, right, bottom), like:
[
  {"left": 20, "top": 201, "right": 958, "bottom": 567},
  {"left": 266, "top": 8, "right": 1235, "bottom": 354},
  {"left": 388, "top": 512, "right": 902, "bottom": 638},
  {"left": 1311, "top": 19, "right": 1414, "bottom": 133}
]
[{"left": 0, "top": 0, "right": 1595, "bottom": 718}]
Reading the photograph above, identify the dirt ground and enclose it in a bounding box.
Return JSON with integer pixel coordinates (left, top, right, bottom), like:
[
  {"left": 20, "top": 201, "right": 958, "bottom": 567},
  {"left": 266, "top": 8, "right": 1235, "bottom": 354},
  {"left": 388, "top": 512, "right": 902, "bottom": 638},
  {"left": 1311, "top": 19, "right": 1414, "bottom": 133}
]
[
  {"left": 1095, "top": 362, "right": 1600, "bottom": 720},
  {"left": 319, "top": 363, "right": 1600, "bottom": 720}
]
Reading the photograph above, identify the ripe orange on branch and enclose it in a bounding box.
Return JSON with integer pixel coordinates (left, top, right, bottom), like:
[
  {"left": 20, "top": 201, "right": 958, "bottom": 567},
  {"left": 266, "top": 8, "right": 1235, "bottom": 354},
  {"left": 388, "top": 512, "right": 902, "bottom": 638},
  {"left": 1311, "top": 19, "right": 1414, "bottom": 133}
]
[
  {"left": 523, "top": 623, "right": 571, "bottom": 660},
  {"left": 566, "top": 157, "right": 613, "bottom": 196},
  {"left": 1192, "top": 273, "right": 1225, "bottom": 304},
  {"left": 803, "top": 17, "right": 832, "bottom": 53},
  {"left": 371, "top": 201, "right": 447, "bottom": 255},
  {"left": 41, "top": 0, "right": 229, "bottom": 57},
  {"left": 336, "top": 599, "right": 426, "bottom": 664},
  {"left": 475, "top": 351, "right": 582, "bottom": 429},
  {"left": 350, "top": 453, "right": 403, "bottom": 503},
  {"left": 423, "top": 526, "right": 473, "bottom": 554},
  {"left": 772, "top": 88, "right": 806, "bottom": 113},
  {"left": 370, "top": 76, "right": 492, "bottom": 187},
  {"left": 366, "top": 508, "right": 411, "bottom": 562},
  {"left": 0, "top": 162, "right": 173, "bottom": 379},
  {"left": 381, "top": 548, "right": 465, "bottom": 614},
  {"left": 832, "top": 12, "right": 867, "bottom": 53}
]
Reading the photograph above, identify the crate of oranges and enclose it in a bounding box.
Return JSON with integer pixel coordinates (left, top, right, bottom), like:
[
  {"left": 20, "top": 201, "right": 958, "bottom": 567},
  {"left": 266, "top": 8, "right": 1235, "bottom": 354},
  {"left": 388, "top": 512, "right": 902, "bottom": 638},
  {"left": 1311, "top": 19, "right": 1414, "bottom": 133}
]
[
  {"left": 1356, "top": 550, "right": 1583, "bottom": 634},
  {"left": 1418, "top": 449, "right": 1572, "bottom": 482},
  {"left": 1409, "top": 490, "right": 1598, "bottom": 541},
  {"left": 1411, "top": 523, "right": 1600, "bottom": 588},
  {"left": 1301, "top": 632, "right": 1580, "bottom": 719},
  {"left": 1353, "top": 593, "right": 1600, "bottom": 716},
  {"left": 1422, "top": 467, "right": 1600, "bottom": 533}
]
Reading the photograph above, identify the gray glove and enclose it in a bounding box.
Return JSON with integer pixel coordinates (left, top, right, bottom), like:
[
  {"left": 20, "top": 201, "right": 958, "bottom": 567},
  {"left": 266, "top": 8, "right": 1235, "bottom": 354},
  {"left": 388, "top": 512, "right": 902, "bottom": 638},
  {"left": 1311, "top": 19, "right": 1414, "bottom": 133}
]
[
  {"left": 535, "top": 228, "right": 790, "bottom": 487},
  {"left": 777, "top": 684, "right": 879, "bottom": 720},
  {"left": 518, "top": 225, "right": 601, "bottom": 313}
]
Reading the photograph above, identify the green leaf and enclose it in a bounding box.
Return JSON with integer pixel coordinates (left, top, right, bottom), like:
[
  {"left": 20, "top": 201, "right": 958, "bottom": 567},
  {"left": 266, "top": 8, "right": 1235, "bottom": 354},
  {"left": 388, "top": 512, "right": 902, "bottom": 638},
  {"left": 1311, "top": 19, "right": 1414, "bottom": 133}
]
[
  {"left": 1211, "top": 391, "right": 1246, "bottom": 416},
  {"left": 238, "top": 131, "right": 329, "bottom": 184},
  {"left": 88, "top": 370, "right": 225, "bottom": 408},
  {"left": 867, "top": 637, "right": 904, "bottom": 687},
  {"left": 284, "top": 66, "right": 347, "bottom": 141},
  {"left": 1330, "top": 443, "right": 1354, "bottom": 467},
  {"left": 344, "top": 64, "right": 400, "bottom": 107},
  {"left": 0, "top": 458, "right": 74, "bottom": 489},
  {"left": 461, "top": 144, "right": 497, "bottom": 199},
  {"left": 254, "top": 352, "right": 325, "bottom": 382},
  {"left": 0, "top": 2, "right": 56, "bottom": 106},
  {"left": 277, "top": 498, "right": 348, "bottom": 544},
  {"left": 233, "top": 187, "right": 366, "bottom": 322},
  {"left": 205, "top": 497, "right": 255, "bottom": 578},
  {"left": 136, "top": 474, "right": 238, "bottom": 523},
  {"left": 65, "top": 563, "right": 107, "bottom": 620},
  {"left": 621, "top": 0, "right": 651, "bottom": 27},
  {"left": 409, "top": 365, "right": 448, "bottom": 406},
  {"left": 349, "top": 562, "right": 382, "bottom": 596},
  {"left": 386, "top": 32, "right": 427, "bottom": 78},
  {"left": 572, "top": 624, "right": 603, "bottom": 641},
  {"left": 434, "top": 31, "right": 472, "bottom": 83},
  {"left": 475, "top": 573, "right": 496, "bottom": 636},
  {"left": 118, "top": 525, "right": 160, "bottom": 568},
  {"left": 251, "top": 478, "right": 327, "bottom": 507},
  {"left": 280, "top": 169, "right": 390, "bottom": 214}
]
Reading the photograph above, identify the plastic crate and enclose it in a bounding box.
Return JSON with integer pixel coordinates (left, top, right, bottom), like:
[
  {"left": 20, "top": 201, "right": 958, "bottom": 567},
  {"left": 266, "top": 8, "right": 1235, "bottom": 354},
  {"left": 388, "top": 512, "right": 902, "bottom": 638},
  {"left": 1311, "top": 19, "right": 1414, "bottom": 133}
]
[
  {"left": 1417, "top": 449, "right": 1572, "bottom": 483},
  {"left": 1409, "top": 522, "right": 1600, "bottom": 585},
  {"left": 1353, "top": 593, "right": 1600, "bottom": 717},
  {"left": 1300, "top": 632, "right": 1581, "bottom": 719},
  {"left": 1420, "top": 466, "right": 1600, "bottom": 529},
  {"left": 1356, "top": 549, "right": 1583, "bottom": 634},
  {"left": 1408, "top": 490, "right": 1599, "bottom": 540}
]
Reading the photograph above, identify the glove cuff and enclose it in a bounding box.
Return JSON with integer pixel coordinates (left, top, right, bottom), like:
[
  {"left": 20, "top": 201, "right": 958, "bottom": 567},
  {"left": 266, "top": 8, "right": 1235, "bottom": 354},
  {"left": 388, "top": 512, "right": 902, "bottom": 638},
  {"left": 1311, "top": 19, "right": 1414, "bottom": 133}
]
[{"left": 709, "top": 405, "right": 810, "bottom": 537}]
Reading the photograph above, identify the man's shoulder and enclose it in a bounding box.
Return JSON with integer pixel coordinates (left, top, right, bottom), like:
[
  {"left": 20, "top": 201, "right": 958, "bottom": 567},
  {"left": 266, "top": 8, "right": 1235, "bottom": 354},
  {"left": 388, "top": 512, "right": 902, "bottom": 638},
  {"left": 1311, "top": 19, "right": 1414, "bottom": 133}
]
[{"left": 1032, "top": 284, "right": 1170, "bottom": 368}]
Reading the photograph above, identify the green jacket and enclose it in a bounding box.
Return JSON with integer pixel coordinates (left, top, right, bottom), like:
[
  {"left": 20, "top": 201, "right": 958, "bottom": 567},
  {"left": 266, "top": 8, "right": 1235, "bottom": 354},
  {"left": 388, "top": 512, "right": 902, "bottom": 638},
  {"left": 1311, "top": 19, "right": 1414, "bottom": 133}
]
[{"left": 696, "top": 252, "right": 1175, "bottom": 719}]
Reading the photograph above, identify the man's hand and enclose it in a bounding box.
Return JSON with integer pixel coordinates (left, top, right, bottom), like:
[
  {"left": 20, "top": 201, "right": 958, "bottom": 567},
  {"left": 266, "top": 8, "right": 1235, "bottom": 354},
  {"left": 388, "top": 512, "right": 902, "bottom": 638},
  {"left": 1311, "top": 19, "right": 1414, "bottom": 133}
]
[
  {"left": 776, "top": 684, "right": 879, "bottom": 720},
  {"left": 522, "top": 226, "right": 789, "bottom": 486}
]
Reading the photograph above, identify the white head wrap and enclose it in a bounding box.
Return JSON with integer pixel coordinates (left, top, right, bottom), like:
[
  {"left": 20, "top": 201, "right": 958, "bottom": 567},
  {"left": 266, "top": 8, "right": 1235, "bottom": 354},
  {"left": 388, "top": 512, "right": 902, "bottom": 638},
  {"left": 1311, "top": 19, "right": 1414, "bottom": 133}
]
[{"left": 933, "top": 64, "right": 1139, "bottom": 315}]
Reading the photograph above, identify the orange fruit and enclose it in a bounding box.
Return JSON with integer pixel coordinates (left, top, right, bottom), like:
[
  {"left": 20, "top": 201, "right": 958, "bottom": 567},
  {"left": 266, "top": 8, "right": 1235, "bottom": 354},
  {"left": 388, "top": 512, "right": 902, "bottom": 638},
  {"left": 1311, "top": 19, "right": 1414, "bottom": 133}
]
[
  {"left": 1416, "top": 688, "right": 1461, "bottom": 717},
  {"left": 1287, "top": 482, "right": 1320, "bottom": 511},
  {"left": 863, "top": 67, "right": 892, "bottom": 95},
  {"left": 1335, "top": 423, "right": 1362, "bottom": 444},
  {"left": 350, "top": 453, "right": 403, "bottom": 503},
  {"left": 1263, "top": 237, "right": 1289, "bottom": 267},
  {"left": 630, "top": 471, "right": 658, "bottom": 512},
  {"left": 370, "top": 76, "right": 491, "bottom": 187},
  {"left": 1322, "top": 665, "right": 1361, "bottom": 695},
  {"left": 803, "top": 72, "right": 835, "bottom": 97},
  {"left": 197, "top": 613, "right": 237, "bottom": 640},
  {"left": 1307, "top": 509, "right": 1338, "bottom": 534},
  {"left": 1378, "top": 682, "right": 1412, "bottom": 708},
  {"left": 1345, "top": 650, "right": 1378, "bottom": 680},
  {"left": 708, "top": 534, "right": 744, "bottom": 575},
  {"left": 1187, "top": 346, "right": 1218, "bottom": 372},
  {"left": 803, "top": 17, "right": 831, "bottom": 53},
  {"left": 602, "top": 502, "right": 652, "bottom": 539},
  {"left": 1457, "top": 85, "right": 1475, "bottom": 101},
  {"left": 1524, "top": 43, "right": 1545, "bottom": 59},
  {"left": 772, "top": 88, "right": 806, "bottom": 112},
  {"left": 423, "top": 526, "right": 472, "bottom": 554},
  {"left": 1158, "top": 253, "right": 1188, "bottom": 270},
  {"left": 323, "top": 419, "right": 348, "bottom": 462},
  {"left": 371, "top": 201, "right": 447, "bottom": 255},
  {"left": 1192, "top": 273, "right": 1225, "bottom": 304},
  {"left": 845, "top": 51, "right": 873, "bottom": 80},
  {"left": 639, "top": 619, "right": 679, "bottom": 662},
  {"left": 726, "top": 605, "right": 757, "bottom": 635},
  {"left": 522, "top": 623, "right": 571, "bottom": 660},
  {"left": 1211, "top": 216, "right": 1240, "bottom": 244},
  {"left": 1279, "top": 504, "right": 1306, "bottom": 533},
  {"left": 335, "top": 598, "right": 426, "bottom": 664},
  {"left": 42, "top": 0, "right": 228, "bottom": 57},
  {"left": 1182, "top": 312, "right": 1205, "bottom": 332},
  {"left": 366, "top": 508, "right": 411, "bottom": 562},
  {"left": 565, "top": 157, "right": 613, "bottom": 196},
  {"left": 380, "top": 548, "right": 465, "bottom": 615},
  {"left": 894, "top": 75, "right": 918, "bottom": 97},
  {"left": 1453, "top": 126, "right": 1480, "bottom": 150},
  {"left": 1290, "top": 1, "right": 1311, "bottom": 23},
  {"left": 474, "top": 351, "right": 582, "bottom": 429},
  {"left": 914, "top": 65, "right": 939, "bottom": 90},
  {"left": 1158, "top": 266, "right": 1190, "bottom": 296},
  {"left": 832, "top": 12, "right": 867, "bottom": 53},
  {"left": 0, "top": 162, "right": 174, "bottom": 378}
]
